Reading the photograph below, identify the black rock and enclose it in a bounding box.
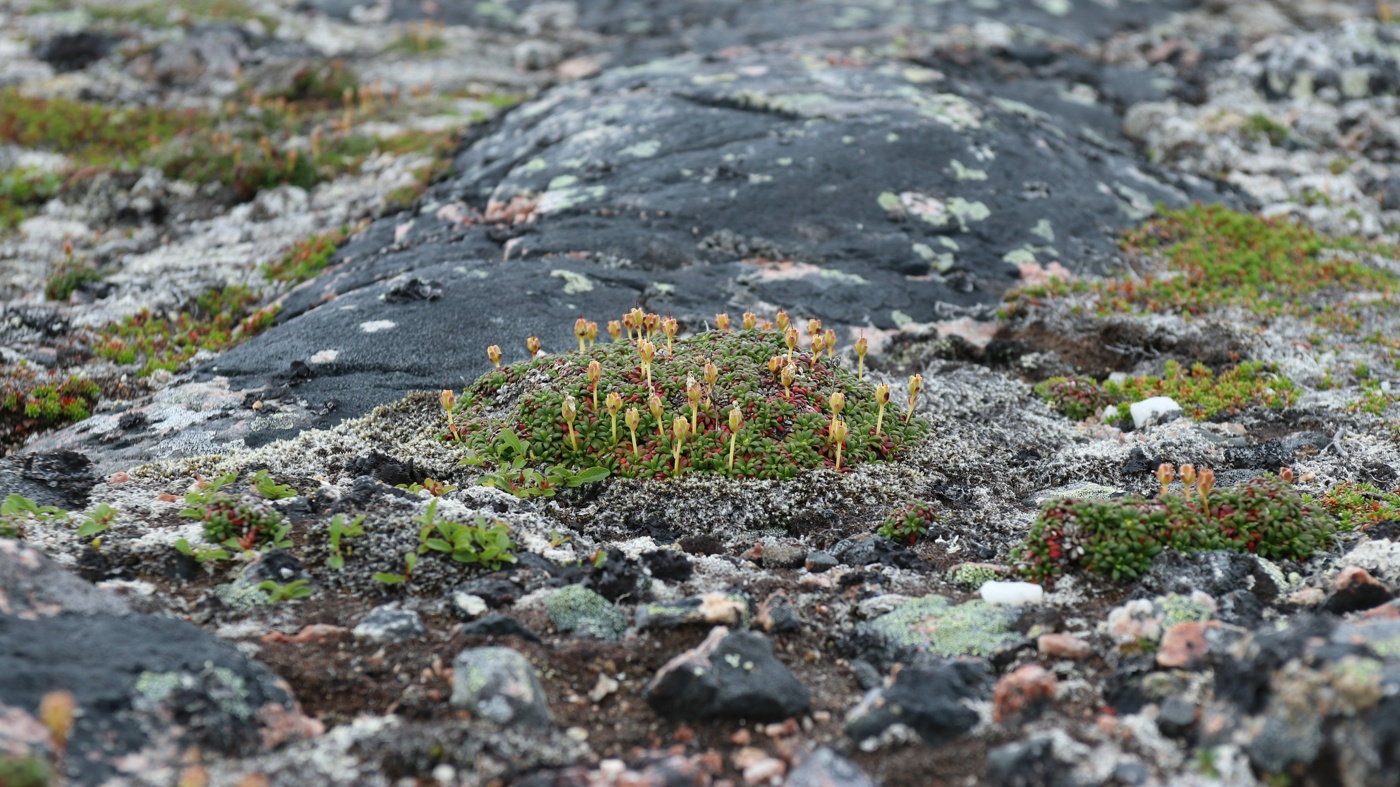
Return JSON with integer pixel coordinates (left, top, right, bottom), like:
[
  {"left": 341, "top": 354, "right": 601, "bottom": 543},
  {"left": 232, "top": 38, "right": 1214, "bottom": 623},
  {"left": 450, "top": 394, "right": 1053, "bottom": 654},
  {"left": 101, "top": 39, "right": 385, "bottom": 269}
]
[
  {"left": 1366, "top": 520, "right": 1400, "bottom": 541},
  {"left": 17, "top": 450, "right": 96, "bottom": 509},
  {"left": 34, "top": 31, "right": 118, "bottom": 72},
  {"left": 241, "top": 549, "right": 309, "bottom": 585},
  {"left": 805, "top": 551, "right": 838, "bottom": 573},
  {"left": 987, "top": 736, "right": 1075, "bottom": 787},
  {"left": 456, "top": 577, "right": 524, "bottom": 608},
  {"left": 381, "top": 277, "right": 443, "bottom": 303},
  {"left": 641, "top": 549, "right": 693, "bottom": 582},
  {"left": 345, "top": 452, "right": 421, "bottom": 487},
  {"left": 353, "top": 604, "right": 426, "bottom": 642},
  {"left": 1225, "top": 439, "right": 1291, "bottom": 471},
  {"left": 1217, "top": 590, "right": 1264, "bottom": 629},
  {"left": 1136, "top": 550, "right": 1274, "bottom": 601},
  {"left": 458, "top": 614, "right": 544, "bottom": 646},
  {"left": 645, "top": 627, "right": 809, "bottom": 722},
  {"left": 1121, "top": 447, "right": 1162, "bottom": 476},
  {"left": 587, "top": 550, "right": 645, "bottom": 602},
  {"left": 830, "top": 534, "right": 923, "bottom": 570},
  {"left": 1324, "top": 567, "right": 1395, "bottom": 615},
  {"left": 845, "top": 659, "right": 989, "bottom": 745}
]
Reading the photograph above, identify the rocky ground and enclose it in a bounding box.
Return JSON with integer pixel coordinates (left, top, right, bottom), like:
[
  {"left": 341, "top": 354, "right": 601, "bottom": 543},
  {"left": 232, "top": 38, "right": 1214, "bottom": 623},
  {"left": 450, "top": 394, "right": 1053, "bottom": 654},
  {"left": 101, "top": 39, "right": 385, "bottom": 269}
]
[{"left": 5, "top": 0, "right": 1400, "bottom": 785}]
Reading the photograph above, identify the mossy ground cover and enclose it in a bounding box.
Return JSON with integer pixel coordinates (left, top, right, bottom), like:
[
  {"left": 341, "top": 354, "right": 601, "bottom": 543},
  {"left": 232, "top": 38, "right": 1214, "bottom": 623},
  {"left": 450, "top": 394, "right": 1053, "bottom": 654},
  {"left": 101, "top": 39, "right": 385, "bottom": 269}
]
[
  {"left": 92, "top": 286, "right": 279, "bottom": 376},
  {"left": 0, "top": 81, "right": 460, "bottom": 208},
  {"left": 1036, "top": 360, "right": 1297, "bottom": 423},
  {"left": 1015, "top": 471, "right": 1334, "bottom": 584},
  {"left": 452, "top": 318, "right": 927, "bottom": 485},
  {"left": 1, "top": 366, "right": 101, "bottom": 450},
  {"left": 1003, "top": 204, "right": 1398, "bottom": 319}
]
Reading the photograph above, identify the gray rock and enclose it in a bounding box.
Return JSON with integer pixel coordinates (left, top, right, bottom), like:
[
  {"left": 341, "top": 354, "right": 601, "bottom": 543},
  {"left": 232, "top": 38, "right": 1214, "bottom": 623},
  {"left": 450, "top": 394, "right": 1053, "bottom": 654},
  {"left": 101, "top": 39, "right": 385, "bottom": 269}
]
[
  {"left": 450, "top": 647, "right": 551, "bottom": 728},
  {"left": 635, "top": 592, "right": 749, "bottom": 631},
  {"left": 787, "top": 747, "right": 878, "bottom": 787},
  {"left": 0, "top": 613, "right": 317, "bottom": 786},
  {"left": 760, "top": 539, "right": 807, "bottom": 569},
  {"left": 353, "top": 603, "right": 426, "bottom": 642},
  {"left": 0, "top": 539, "right": 129, "bottom": 618},
  {"left": 805, "top": 551, "right": 838, "bottom": 573},
  {"left": 645, "top": 627, "right": 809, "bottom": 722}
]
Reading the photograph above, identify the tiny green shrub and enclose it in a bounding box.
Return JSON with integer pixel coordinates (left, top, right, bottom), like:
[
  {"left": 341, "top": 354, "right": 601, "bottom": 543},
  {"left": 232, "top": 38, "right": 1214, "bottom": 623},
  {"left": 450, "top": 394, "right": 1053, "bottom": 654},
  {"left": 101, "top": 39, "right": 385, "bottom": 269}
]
[
  {"left": 1037, "top": 360, "right": 1296, "bottom": 423},
  {"left": 414, "top": 499, "right": 516, "bottom": 569},
  {"left": 0, "top": 494, "right": 67, "bottom": 539},
  {"left": 1315, "top": 481, "right": 1400, "bottom": 530},
  {"left": 1015, "top": 472, "right": 1334, "bottom": 584},
  {"left": 262, "top": 227, "right": 350, "bottom": 284},
  {"left": 327, "top": 513, "right": 365, "bottom": 570},
  {"left": 2, "top": 368, "right": 100, "bottom": 449},
  {"left": 179, "top": 474, "right": 289, "bottom": 551},
  {"left": 879, "top": 501, "right": 937, "bottom": 545},
  {"left": 93, "top": 286, "right": 279, "bottom": 376},
  {"left": 456, "top": 313, "right": 927, "bottom": 485}
]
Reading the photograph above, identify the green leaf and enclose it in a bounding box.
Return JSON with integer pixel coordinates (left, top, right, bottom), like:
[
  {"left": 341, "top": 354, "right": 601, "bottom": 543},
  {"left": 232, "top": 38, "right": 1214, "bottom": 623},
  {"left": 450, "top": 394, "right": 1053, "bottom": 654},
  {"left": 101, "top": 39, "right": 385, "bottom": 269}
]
[
  {"left": 500, "top": 429, "right": 524, "bottom": 457},
  {"left": 567, "top": 466, "right": 611, "bottom": 486},
  {"left": 175, "top": 538, "right": 193, "bottom": 555},
  {"left": 373, "top": 573, "right": 406, "bottom": 584}
]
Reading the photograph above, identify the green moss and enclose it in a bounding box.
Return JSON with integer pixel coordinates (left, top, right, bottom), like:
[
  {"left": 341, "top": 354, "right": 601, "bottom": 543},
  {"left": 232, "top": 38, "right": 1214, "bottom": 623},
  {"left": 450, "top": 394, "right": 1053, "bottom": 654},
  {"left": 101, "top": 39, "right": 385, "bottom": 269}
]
[
  {"left": 545, "top": 585, "right": 626, "bottom": 641},
  {"left": 1004, "top": 205, "right": 1398, "bottom": 320},
  {"left": 0, "top": 168, "right": 62, "bottom": 234},
  {"left": 945, "top": 563, "right": 1004, "bottom": 590},
  {"left": 1015, "top": 474, "right": 1335, "bottom": 585},
  {"left": 263, "top": 227, "right": 350, "bottom": 284},
  {"left": 867, "top": 595, "right": 1023, "bottom": 659},
  {"left": 1159, "top": 593, "right": 1216, "bottom": 627},
  {"left": 1, "top": 367, "right": 100, "bottom": 450},
  {"left": 1243, "top": 113, "right": 1291, "bottom": 146},
  {"left": 93, "top": 286, "right": 278, "bottom": 376},
  {"left": 88, "top": 0, "right": 279, "bottom": 32},
  {"left": 1036, "top": 360, "right": 1297, "bottom": 423},
  {"left": 456, "top": 323, "right": 928, "bottom": 484},
  {"left": 0, "top": 755, "right": 50, "bottom": 787}
]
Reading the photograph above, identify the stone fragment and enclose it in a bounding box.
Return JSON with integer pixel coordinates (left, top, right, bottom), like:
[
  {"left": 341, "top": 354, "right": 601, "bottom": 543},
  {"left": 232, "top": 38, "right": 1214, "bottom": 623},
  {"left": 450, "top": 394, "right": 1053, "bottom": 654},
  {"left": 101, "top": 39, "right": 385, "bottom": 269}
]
[
  {"left": 450, "top": 647, "right": 551, "bottom": 728},
  {"left": 1156, "top": 696, "right": 1197, "bottom": 739},
  {"left": 353, "top": 604, "right": 425, "bottom": 642},
  {"left": 755, "top": 591, "right": 801, "bottom": 634},
  {"left": 636, "top": 592, "right": 749, "bottom": 631},
  {"left": 1038, "top": 633, "right": 1093, "bottom": 660},
  {"left": 992, "top": 664, "right": 1057, "bottom": 723},
  {"left": 1129, "top": 396, "right": 1182, "bottom": 429},
  {"left": 979, "top": 581, "right": 1044, "bottom": 605},
  {"left": 760, "top": 540, "right": 808, "bottom": 569},
  {"left": 645, "top": 627, "right": 809, "bottom": 722},
  {"left": 845, "top": 660, "right": 989, "bottom": 745},
  {"left": 863, "top": 595, "right": 1027, "bottom": 663},
  {"left": 804, "top": 552, "right": 838, "bottom": 573},
  {"left": 1324, "top": 565, "right": 1394, "bottom": 615},
  {"left": 786, "top": 747, "right": 878, "bottom": 787}
]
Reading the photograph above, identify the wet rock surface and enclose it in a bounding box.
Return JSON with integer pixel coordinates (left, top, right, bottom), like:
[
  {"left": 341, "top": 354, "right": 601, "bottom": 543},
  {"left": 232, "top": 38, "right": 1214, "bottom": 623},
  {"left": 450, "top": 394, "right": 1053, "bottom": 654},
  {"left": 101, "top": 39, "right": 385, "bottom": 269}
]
[{"left": 7, "top": 0, "right": 1400, "bottom": 785}]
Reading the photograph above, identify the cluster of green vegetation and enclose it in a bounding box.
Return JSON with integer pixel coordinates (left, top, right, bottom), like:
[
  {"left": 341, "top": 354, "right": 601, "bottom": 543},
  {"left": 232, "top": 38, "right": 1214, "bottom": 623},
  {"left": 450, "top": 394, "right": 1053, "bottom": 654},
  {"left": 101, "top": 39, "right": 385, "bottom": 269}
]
[
  {"left": 450, "top": 312, "right": 928, "bottom": 486},
  {"left": 0, "top": 168, "right": 62, "bottom": 232},
  {"left": 1036, "top": 360, "right": 1297, "bottom": 423},
  {"left": 1315, "top": 481, "right": 1400, "bottom": 530},
  {"left": 1242, "top": 112, "right": 1291, "bottom": 146},
  {"left": 879, "top": 501, "right": 938, "bottom": 545},
  {"left": 0, "top": 80, "right": 460, "bottom": 209},
  {"left": 1015, "top": 468, "right": 1334, "bottom": 584},
  {"left": 1003, "top": 204, "right": 1397, "bottom": 319},
  {"left": 262, "top": 226, "right": 351, "bottom": 284},
  {"left": 1, "top": 367, "right": 101, "bottom": 449},
  {"left": 81, "top": 0, "right": 280, "bottom": 31},
  {"left": 178, "top": 472, "right": 291, "bottom": 551},
  {"left": 92, "top": 285, "right": 279, "bottom": 376}
]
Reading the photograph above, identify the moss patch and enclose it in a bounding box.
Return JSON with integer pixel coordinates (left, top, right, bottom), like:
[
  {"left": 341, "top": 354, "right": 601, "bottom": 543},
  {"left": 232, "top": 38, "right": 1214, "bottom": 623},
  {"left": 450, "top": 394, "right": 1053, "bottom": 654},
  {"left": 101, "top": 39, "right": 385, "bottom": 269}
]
[
  {"left": 92, "top": 286, "right": 279, "bottom": 376},
  {"left": 1004, "top": 204, "right": 1398, "bottom": 319},
  {"left": 866, "top": 595, "right": 1024, "bottom": 659},
  {"left": 1, "top": 367, "right": 100, "bottom": 450},
  {"left": 1036, "top": 360, "right": 1297, "bottom": 423}
]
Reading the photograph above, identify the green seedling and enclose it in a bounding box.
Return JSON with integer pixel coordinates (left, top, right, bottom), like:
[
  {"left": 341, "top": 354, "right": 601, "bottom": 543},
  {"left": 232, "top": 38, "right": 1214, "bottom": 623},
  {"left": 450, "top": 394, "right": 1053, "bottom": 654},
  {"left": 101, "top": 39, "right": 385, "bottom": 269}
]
[
  {"left": 373, "top": 551, "right": 417, "bottom": 585},
  {"left": 258, "top": 579, "right": 312, "bottom": 602},
  {"left": 327, "top": 513, "right": 365, "bottom": 570},
  {"left": 251, "top": 469, "right": 297, "bottom": 500}
]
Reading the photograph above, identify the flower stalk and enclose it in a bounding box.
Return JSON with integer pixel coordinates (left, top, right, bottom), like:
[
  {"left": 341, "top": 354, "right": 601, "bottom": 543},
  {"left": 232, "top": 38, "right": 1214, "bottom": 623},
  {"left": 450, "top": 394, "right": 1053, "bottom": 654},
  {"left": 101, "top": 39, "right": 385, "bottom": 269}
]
[{"left": 562, "top": 394, "right": 579, "bottom": 450}]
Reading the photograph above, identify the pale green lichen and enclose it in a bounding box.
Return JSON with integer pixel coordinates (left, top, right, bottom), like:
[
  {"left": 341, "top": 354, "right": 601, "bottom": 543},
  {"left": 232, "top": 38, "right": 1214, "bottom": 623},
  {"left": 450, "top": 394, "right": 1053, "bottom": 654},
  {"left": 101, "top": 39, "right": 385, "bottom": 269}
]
[
  {"left": 868, "top": 595, "right": 1023, "bottom": 659},
  {"left": 545, "top": 585, "right": 626, "bottom": 641},
  {"left": 1159, "top": 594, "right": 1216, "bottom": 628}
]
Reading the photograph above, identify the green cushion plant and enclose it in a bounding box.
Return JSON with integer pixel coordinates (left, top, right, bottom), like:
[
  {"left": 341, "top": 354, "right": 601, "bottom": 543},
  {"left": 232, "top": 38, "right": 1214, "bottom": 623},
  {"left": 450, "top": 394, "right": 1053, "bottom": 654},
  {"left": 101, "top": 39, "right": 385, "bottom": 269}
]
[{"left": 451, "top": 311, "right": 928, "bottom": 491}]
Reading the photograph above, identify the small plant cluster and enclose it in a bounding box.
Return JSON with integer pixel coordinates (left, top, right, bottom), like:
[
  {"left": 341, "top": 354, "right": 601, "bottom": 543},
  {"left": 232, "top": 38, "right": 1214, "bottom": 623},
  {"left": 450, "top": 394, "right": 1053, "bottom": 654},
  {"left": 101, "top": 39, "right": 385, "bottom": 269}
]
[
  {"left": 0, "top": 493, "right": 67, "bottom": 539},
  {"left": 0, "top": 167, "right": 61, "bottom": 233},
  {"left": 879, "top": 501, "right": 938, "bottom": 545},
  {"left": 1315, "top": 481, "right": 1400, "bottom": 530},
  {"left": 0, "top": 76, "right": 458, "bottom": 210},
  {"left": 177, "top": 473, "right": 292, "bottom": 554},
  {"left": 1036, "top": 360, "right": 1297, "bottom": 423},
  {"left": 451, "top": 310, "right": 927, "bottom": 487},
  {"left": 45, "top": 241, "right": 103, "bottom": 301},
  {"left": 1003, "top": 204, "right": 1397, "bottom": 319},
  {"left": 262, "top": 225, "right": 354, "bottom": 285},
  {"left": 373, "top": 499, "right": 515, "bottom": 584},
  {"left": 1015, "top": 466, "right": 1335, "bottom": 584},
  {"left": 92, "top": 285, "right": 279, "bottom": 376},
  {"left": 1, "top": 366, "right": 101, "bottom": 450}
]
